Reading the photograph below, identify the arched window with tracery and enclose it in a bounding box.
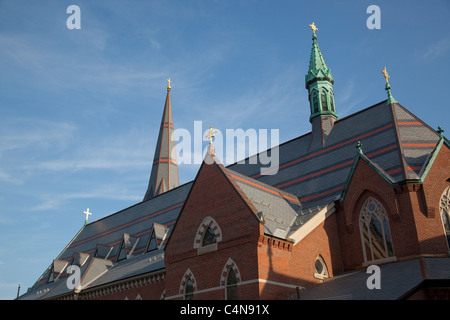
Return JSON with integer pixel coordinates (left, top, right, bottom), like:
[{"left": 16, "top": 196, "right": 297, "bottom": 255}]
[
  {"left": 359, "top": 197, "right": 394, "bottom": 264},
  {"left": 440, "top": 186, "right": 450, "bottom": 249}
]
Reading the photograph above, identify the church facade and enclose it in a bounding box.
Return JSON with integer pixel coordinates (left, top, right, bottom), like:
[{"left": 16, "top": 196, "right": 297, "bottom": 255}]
[{"left": 18, "top": 25, "right": 450, "bottom": 300}]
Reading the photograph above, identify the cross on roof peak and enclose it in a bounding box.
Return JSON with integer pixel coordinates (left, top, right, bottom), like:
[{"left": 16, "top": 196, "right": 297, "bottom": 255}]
[{"left": 83, "top": 208, "right": 92, "bottom": 224}]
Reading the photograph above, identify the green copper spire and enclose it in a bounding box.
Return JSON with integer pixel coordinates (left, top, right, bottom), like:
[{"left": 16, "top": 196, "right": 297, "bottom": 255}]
[
  {"left": 381, "top": 67, "right": 398, "bottom": 104},
  {"left": 305, "top": 22, "right": 338, "bottom": 123}
]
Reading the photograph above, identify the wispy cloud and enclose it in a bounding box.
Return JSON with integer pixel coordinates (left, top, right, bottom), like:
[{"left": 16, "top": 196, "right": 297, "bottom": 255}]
[
  {"left": 0, "top": 118, "right": 76, "bottom": 155},
  {"left": 31, "top": 184, "right": 142, "bottom": 212},
  {"left": 422, "top": 37, "right": 450, "bottom": 60}
]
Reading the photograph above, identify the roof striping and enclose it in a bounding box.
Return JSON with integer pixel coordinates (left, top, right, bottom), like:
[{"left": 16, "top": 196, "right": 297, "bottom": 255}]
[
  {"left": 228, "top": 172, "right": 299, "bottom": 203},
  {"left": 299, "top": 185, "right": 344, "bottom": 203},
  {"left": 251, "top": 122, "right": 395, "bottom": 179},
  {"left": 68, "top": 202, "right": 183, "bottom": 249}
]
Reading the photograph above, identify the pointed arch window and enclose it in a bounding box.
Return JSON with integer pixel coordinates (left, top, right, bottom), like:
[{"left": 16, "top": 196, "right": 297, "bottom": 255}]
[
  {"left": 220, "top": 258, "right": 241, "bottom": 300},
  {"left": 194, "top": 216, "right": 222, "bottom": 255},
  {"left": 179, "top": 269, "right": 197, "bottom": 300},
  {"left": 440, "top": 186, "right": 450, "bottom": 250},
  {"left": 321, "top": 90, "right": 329, "bottom": 111},
  {"left": 184, "top": 278, "right": 194, "bottom": 300},
  {"left": 359, "top": 197, "right": 394, "bottom": 264},
  {"left": 226, "top": 269, "right": 238, "bottom": 300},
  {"left": 329, "top": 90, "right": 335, "bottom": 112},
  {"left": 311, "top": 90, "right": 319, "bottom": 114}
]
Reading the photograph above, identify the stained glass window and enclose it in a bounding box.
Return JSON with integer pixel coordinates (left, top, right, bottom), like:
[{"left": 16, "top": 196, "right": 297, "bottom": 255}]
[
  {"left": 440, "top": 186, "right": 450, "bottom": 249},
  {"left": 359, "top": 197, "right": 394, "bottom": 263}
]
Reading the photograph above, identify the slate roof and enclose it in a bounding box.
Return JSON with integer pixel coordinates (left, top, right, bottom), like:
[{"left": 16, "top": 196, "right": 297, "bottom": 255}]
[
  {"left": 298, "top": 257, "right": 450, "bottom": 300},
  {"left": 18, "top": 182, "right": 192, "bottom": 300},
  {"left": 18, "top": 99, "right": 445, "bottom": 300},
  {"left": 228, "top": 101, "right": 442, "bottom": 208}
]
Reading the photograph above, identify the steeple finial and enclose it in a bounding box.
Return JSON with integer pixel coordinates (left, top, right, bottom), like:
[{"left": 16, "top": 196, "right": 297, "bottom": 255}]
[
  {"left": 309, "top": 22, "right": 318, "bottom": 34},
  {"left": 437, "top": 126, "right": 445, "bottom": 138},
  {"left": 382, "top": 67, "right": 398, "bottom": 104},
  {"left": 356, "top": 141, "right": 363, "bottom": 154},
  {"left": 143, "top": 80, "right": 180, "bottom": 201},
  {"left": 205, "top": 126, "right": 218, "bottom": 156}
]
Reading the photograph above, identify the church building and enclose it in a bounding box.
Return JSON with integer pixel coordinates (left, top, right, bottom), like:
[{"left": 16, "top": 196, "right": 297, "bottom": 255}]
[{"left": 17, "top": 23, "right": 450, "bottom": 300}]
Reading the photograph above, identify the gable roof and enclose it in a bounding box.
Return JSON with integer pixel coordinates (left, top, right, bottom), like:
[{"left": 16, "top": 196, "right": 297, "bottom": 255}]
[
  {"left": 19, "top": 181, "right": 192, "bottom": 300},
  {"left": 18, "top": 98, "right": 445, "bottom": 300},
  {"left": 227, "top": 100, "right": 442, "bottom": 208}
]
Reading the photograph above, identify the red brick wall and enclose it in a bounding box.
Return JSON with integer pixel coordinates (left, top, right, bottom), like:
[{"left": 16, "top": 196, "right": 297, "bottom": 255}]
[
  {"left": 416, "top": 144, "right": 450, "bottom": 253},
  {"left": 338, "top": 147, "right": 450, "bottom": 271},
  {"left": 164, "top": 158, "right": 262, "bottom": 300}
]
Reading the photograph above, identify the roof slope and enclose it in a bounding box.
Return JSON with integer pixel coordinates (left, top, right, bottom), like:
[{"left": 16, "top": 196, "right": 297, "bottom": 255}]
[
  {"left": 19, "top": 99, "right": 444, "bottom": 300},
  {"left": 228, "top": 101, "right": 441, "bottom": 208},
  {"left": 19, "top": 182, "right": 192, "bottom": 300}
]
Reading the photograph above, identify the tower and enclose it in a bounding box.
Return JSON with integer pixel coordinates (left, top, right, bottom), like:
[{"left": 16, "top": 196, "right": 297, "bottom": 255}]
[
  {"left": 305, "top": 23, "right": 338, "bottom": 149},
  {"left": 143, "top": 79, "right": 180, "bottom": 201}
]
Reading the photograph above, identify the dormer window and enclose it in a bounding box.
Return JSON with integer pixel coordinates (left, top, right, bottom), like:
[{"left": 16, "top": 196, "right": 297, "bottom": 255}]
[
  {"left": 47, "top": 260, "right": 68, "bottom": 283},
  {"left": 94, "top": 244, "right": 113, "bottom": 260},
  {"left": 146, "top": 223, "right": 169, "bottom": 253},
  {"left": 117, "top": 234, "right": 139, "bottom": 261}
]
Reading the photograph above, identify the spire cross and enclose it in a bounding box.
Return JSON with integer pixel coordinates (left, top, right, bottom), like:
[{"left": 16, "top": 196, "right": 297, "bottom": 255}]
[
  {"left": 205, "top": 126, "right": 218, "bottom": 145},
  {"left": 167, "top": 78, "right": 172, "bottom": 90},
  {"left": 437, "top": 126, "right": 445, "bottom": 138},
  {"left": 309, "top": 22, "right": 318, "bottom": 34},
  {"left": 205, "top": 126, "right": 218, "bottom": 156},
  {"left": 83, "top": 208, "right": 92, "bottom": 223},
  {"left": 356, "top": 141, "right": 363, "bottom": 154},
  {"left": 381, "top": 67, "right": 390, "bottom": 83}
]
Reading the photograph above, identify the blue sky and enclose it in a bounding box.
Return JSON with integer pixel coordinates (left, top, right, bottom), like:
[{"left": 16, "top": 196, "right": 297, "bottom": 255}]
[{"left": 1, "top": 0, "right": 449, "bottom": 299}]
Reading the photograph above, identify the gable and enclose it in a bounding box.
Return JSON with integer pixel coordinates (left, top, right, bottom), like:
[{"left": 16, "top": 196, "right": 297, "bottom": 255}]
[{"left": 164, "top": 154, "right": 263, "bottom": 261}]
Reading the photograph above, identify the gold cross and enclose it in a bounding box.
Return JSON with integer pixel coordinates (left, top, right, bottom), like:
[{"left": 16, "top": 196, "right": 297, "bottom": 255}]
[
  {"left": 167, "top": 78, "right": 172, "bottom": 89},
  {"left": 205, "top": 126, "right": 218, "bottom": 145},
  {"left": 381, "top": 67, "right": 390, "bottom": 83},
  {"left": 309, "top": 22, "right": 318, "bottom": 34}
]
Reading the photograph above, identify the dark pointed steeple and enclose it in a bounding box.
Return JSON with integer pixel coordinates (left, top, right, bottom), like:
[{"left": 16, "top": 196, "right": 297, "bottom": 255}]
[
  {"left": 305, "top": 23, "right": 338, "bottom": 149},
  {"left": 143, "top": 79, "right": 180, "bottom": 201}
]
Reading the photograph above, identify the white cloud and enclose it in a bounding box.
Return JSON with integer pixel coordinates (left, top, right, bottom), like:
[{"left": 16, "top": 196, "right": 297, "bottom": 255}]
[{"left": 422, "top": 37, "right": 450, "bottom": 60}]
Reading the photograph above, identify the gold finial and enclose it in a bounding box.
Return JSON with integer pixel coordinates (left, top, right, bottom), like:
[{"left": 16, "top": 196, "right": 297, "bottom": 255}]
[
  {"left": 167, "top": 78, "right": 172, "bottom": 90},
  {"left": 381, "top": 67, "right": 390, "bottom": 83},
  {"left": 309, "top": 22, "right": 318, "bottom": 34},
  {"left": 205, "top": 126, "right": 218, "bottom": 156}
]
